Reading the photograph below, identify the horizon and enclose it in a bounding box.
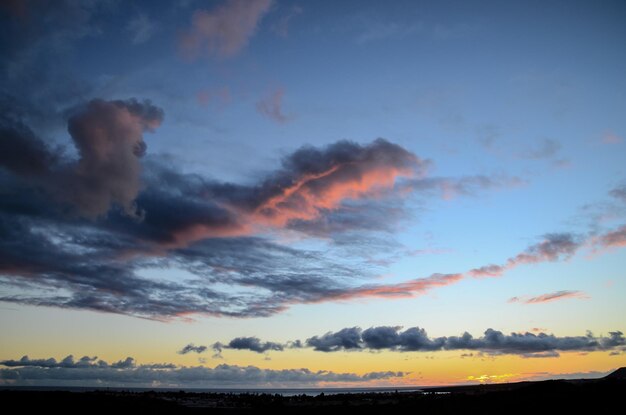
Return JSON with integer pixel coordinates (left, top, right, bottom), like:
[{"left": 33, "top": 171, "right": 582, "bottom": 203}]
[{"left": 1, "top": 0, "right": 625, "bottom": 389}]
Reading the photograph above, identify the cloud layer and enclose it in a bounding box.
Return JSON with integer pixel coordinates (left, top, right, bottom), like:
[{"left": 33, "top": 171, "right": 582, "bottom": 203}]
[
  {"left": 207, "top": 327, "right": 625, "bottom": 358},
  {"left": 0, "top": 98, "right": 430, "bottom": 319},
  {"left": 0, "top": 356, "right": 405, "bottom": 387},
  {"left": 1, "top": 94, "right": 625, "bottom": 320}
]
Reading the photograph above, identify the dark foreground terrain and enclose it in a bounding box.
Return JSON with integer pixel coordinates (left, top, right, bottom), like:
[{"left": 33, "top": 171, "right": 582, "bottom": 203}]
[{"left": 2, "top": 368, "right": 625, "bottom": 413}]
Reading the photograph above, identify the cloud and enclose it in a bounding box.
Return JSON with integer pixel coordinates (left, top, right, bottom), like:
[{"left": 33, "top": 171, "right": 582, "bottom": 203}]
[
  {"left": 0, "top": 114, "right": 426, "bottom": 319},
  {"left": 469, "top": 233, "right": 582, "bottom": 278},
  {"left": 256, "top": 88, "right": 293, "bottom": 123},
  {"left": 179, "top": 0, "right": 273, "bottom": 59},
  {"left": 508, "top": 290, "right": 589, "bottom": 304},
  {"left": 2, "top": 94, "right": 625, "bottom": 320},
  {"left": 610, "top": 185, "right": 626, "bottom": 203},
  {"left": 127, "top": 14, "right": 158, "bottom": 44},
  {"left": 63, "top": 99, "right": 164, "bottom": 218},
  {"left": 0, "top": 98, "right": 164, "bottom": 219},
  {"left": 0, "top": 356, "right": 406, "bottom": 387},
  {"left": 271, "top": 5, "right": 302, "bottom": 37},
  {"left": 223, "top": 337, "right": 284, "bottom": 353},
  {"left": 407, "top": 174, "right": 525, "bottom": 200},
  {"left": 0, "top": 114, "right": 61, "bottom": 177},
  {"left": 178, "top": 344, "right": 208, "bottom": 355},
  {"left": 597, "top": 225, "right": 626, "bottom": 249},
  {"left": 306, "top": 327, "right": 363, "bottom": 352},
  {"left": 521, "top": 138, "right": 562, "bottom": 159},
  {"left": 602, "top": 132, "right": 623, "bottom": 144},
  {"left": 283, "top": 327, "right": 626, "bottom": 355}
]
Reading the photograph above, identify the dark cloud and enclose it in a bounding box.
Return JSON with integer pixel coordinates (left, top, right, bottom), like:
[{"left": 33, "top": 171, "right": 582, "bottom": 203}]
[
  {"left": 2, "top": 91, "right": 622, "bottom": 321},
  {"left": 225, "top": 337, "right": 284, "bottom": 353},
  {"left": 0, "top": 115, "right": 60, "bottom": 177},
  {"left": 0, "top": 1, "right": 110, "bottom": 130},
  {"left": 238, "top": 327, "right": 626, "bottom": 356},
  {"left": 0, "top": 355, "right": 140, "bottom": 369},
  {"left": 306, "top": 327, "right": 363, "bottom": 352},
  {"left": 178, "top": 344, "right": 208, "bottom": 355},
  {"left": 0, "top": 98, "right": 163, "bottom": 219},
  {"left": 0, "top": 356, "right": 406, "bottom": 387},
  {"left": 0, "top": 112, "right": 434, "bottom": 319}
]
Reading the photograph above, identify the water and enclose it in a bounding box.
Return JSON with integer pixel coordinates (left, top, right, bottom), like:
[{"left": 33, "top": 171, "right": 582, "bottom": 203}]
[{"left": 1, "top": 385, "right": 426, "bottom": 396}]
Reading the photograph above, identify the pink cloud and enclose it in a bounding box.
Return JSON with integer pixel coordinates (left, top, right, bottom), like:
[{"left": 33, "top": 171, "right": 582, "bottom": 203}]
[
  {"left": 256, "top": 88, "right": 293, "bottom": 123},
  {"left": 508, "top": 290, "right": 589, "bottom": 304},
  {"left": 602, "top": 132, "right": 623, "bottom": 144},
  {"left": 179, "top": 0, "right": 272, "bottom": 60},
  {"left": 597, "top": 225, "right": 626, "bottom": 248}
]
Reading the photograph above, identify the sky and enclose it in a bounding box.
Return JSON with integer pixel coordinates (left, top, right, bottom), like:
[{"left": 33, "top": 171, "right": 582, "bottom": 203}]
[{"left": 0, "top": 0, "right": 625, "bottom": 389}]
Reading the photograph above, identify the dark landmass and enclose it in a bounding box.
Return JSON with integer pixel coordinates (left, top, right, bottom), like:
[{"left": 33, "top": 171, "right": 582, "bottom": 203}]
[{"left": 2, "top": 368, "right": 624, "bottom": 413}]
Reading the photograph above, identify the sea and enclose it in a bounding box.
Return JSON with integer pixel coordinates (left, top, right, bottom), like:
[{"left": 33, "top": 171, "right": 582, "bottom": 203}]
[{"left": 1, "top": 385, "right": 427, "bottom": 397}]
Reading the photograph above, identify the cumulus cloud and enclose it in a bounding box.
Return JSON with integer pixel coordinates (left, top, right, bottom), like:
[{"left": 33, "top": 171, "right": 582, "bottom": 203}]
[
  {"left": 0, "top": 98, "right": 164, "bottom": 218},
  {"left": 179, "top": 0, "right": 273, "bottom": 59},
  {"left": 0, "top": 356, "right": 406, "bottom": 387},
  {"left": 222, "top": 337, "right": 284, "bottom": 353},
  {"left": 508, "top": 290, "right": 589, "bottom": 304},
  {"left": 64, "top": 99, "right": 164, "bottom": 218},
  {"left": 211, "top": 326, "right": 625, "bottom": 356},
  {"left": 297, "top": 327, "right": 626, "bottom": 355},
  {"left": 256, "top": 88, "right": 293, "bottom": 123},
  {"left": 178, "top": 344, "right": 208, "bottom": 355}
]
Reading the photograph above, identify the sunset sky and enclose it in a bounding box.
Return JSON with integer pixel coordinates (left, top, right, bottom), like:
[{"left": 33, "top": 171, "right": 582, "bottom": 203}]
[{"left": 1, "top": 0, "right": 625, "bottom": 388}]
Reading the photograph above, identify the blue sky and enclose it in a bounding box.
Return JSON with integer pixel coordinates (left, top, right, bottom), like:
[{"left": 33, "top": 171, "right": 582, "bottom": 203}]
[{"left": 0, "top": 0, "right": 625, "bottom": 388}]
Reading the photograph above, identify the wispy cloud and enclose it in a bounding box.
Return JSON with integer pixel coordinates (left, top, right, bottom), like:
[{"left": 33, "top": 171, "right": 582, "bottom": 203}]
[
  {"left": 178, "top": 344, "right": 208, "bottom": 355},
  {"left": 256, "top": 88, "right": 293, "bottom": 123},
  {"left": 179, "top": 0, "right": 273, "bottom": 59},
  {"left": 127, "top": 14, "right": 158, "bottom": 45},
  {"left": 271, "top": 5, "right": 302, "bottom": 37},
  {"left": 602, "top": 132, "right": 623, "bottom": 145},
  {"left": 520, "top": 138, "right": 561, "bottom": 160},
  {"left": 508, "top": 290, "right": 589, "bottom": 304}
]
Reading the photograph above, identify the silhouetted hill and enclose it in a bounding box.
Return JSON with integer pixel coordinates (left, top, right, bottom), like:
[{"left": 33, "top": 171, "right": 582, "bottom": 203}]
[
  {"left": 1, "top": 374, "right": 625, "bottom": 413},
  {"left": 605, "top": 367, "right": 626, "bottom": 379}
]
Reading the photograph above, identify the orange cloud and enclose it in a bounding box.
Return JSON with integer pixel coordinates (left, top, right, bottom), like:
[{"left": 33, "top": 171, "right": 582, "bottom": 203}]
[
  {"left": 332, "top": 273, "right": 464, "bottom": 301},
  {"left": 253, "top": 163, "right": 415, "bottom": 228}
]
